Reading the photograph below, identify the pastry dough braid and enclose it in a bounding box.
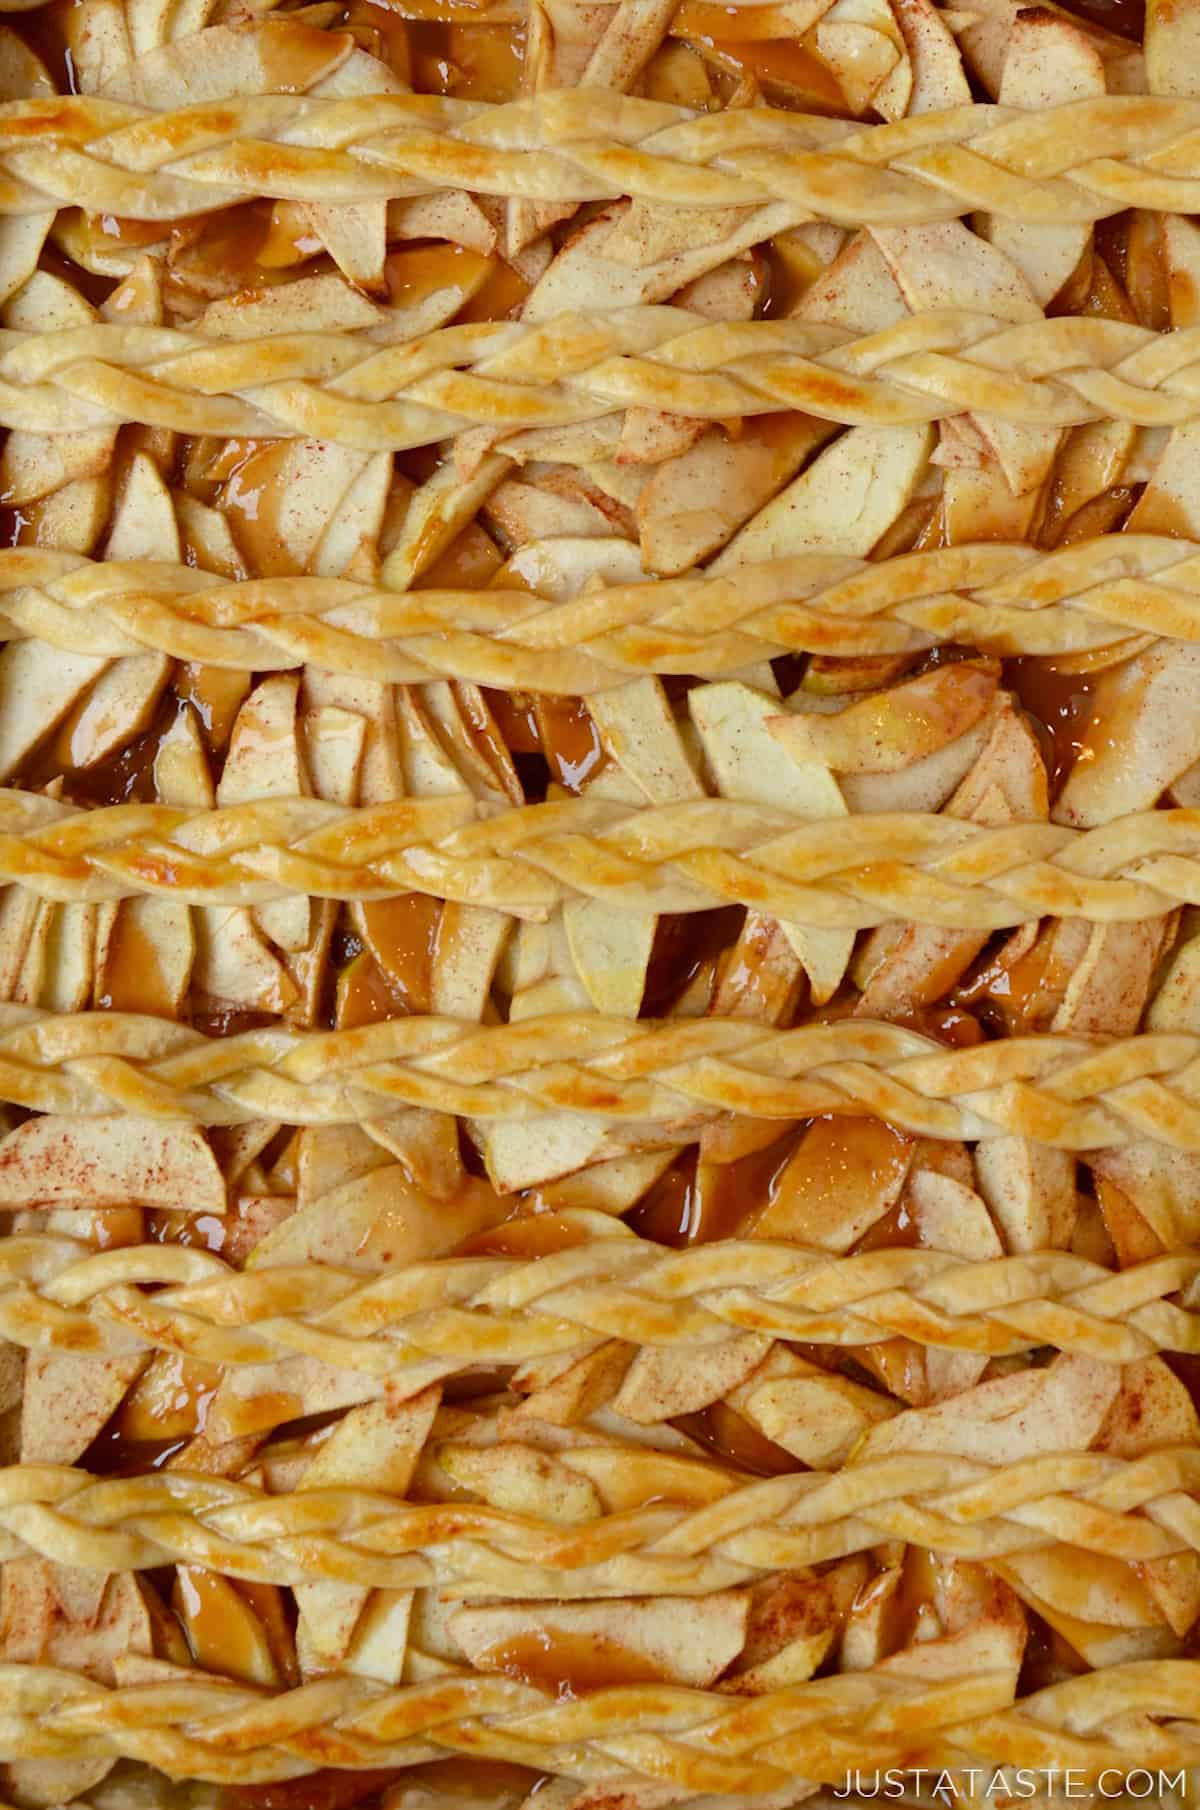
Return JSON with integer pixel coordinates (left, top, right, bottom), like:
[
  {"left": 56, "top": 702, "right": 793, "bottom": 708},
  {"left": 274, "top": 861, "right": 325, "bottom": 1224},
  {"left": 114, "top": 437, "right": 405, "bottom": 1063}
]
[
  {"left": 0, "top": 1656, "right": 1195, "bottom": 1785},
  {"left": 0, "top": 538, "right": 1193, "bottom": 685},
  {"left": 0, "top": 1007, "right": 1198, "bottom": 1147},
  {"left": 8, "top": 91, "right": 1200, "bottom": 223},
  {"left": 4, "top": 788, "right": 1200, "bottom": 928},
  {"left": 0, "top": 1444, "right": 1198, "bottom": 1585},
  {"left": 2, "top": 1235, "right": 1197, "bottom": 1369},
  {"left": 8, "top": 312, "right": 1200, "bottom": 442}
]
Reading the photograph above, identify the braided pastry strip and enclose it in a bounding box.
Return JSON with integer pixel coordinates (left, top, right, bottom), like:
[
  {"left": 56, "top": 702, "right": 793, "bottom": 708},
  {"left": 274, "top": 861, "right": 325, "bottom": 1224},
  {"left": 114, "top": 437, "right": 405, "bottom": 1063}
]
[
  {"left": 0, "top": 1007, "right": 1198, "bottom": 1147},
  {"left": 8, "top": 1236, "right": 1198, "bottom": 1369},
  {"left": 9, "top": 789, "right": 1200, "bottom": 928},
  {"left": 2, "top": 538, "right": 1196, "bottom": 684},
  {"left": 1, "top": 1442, "right": 1198, "bottom": 1589},
  {"left": 10, "top": 311, "right": 1200, "bottom": 443},
  {"left": 0, "top": 1657, "right": 1196, "bottom": 1785},
  {"left": 10, "top": 91, "right": 1200, "bottom": 224}
]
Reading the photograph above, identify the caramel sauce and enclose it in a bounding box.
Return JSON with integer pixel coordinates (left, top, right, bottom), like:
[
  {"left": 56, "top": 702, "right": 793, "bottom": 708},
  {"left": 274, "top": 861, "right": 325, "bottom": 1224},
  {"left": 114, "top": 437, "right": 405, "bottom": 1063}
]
[
  {"left": 83, "top": 1427, "right": 191, "bottom": 1475},
  {"left": 6, "top": 0, "right": 77, "bottom": 92},
  {"left": 1127, "top": 480, "right": 1197, "bottom": 539},
  {"left": 447, "top": 21, "right": 526, "bottom": 97},
  {"left": 628, "top": 1154, "right": 697, "bottom": 1247},
  {"left": 256, "top": 201, "right": 324, "bottom": 271},
  {"left": 176, "top": 665, "right": 249, "bottom": 753},
  {"left": 854, "top": 1336, "right": 927, "bottom": 1406},
  {"left": 1090, "top": 221, "right": 1134, "bottom": 308},
  {"left": 218, "top": 440, "right": 302, "bottom": 577},
  {"left": 714, "top": 913, "right": 794, "bottom": 1020},
  {"left": 406, "top": 1763, "right": 547, "bottom": 1804},
  {"left": 93, "top": 215, "right": 170, "bottom": 251},
  {"left": 204, "top": 438, "right": 265, "bottom": 486},
  {"left": 750, "top": 1117, "right": 917, "bottom": 1254},
  {"left": 36, "top": 240, "right": 118, "bottom": 312},
  {"left": 229, "top": 1770, "right": 407, "bottom": 1810},
  {"left": 1004, "top": 658, "right": 1099, "bottom": 796},
  {"left": 406, "top": 19, "right": 525, "bottom": 98},
  {"left": 1164, "top": 1354, "right": 1200, "bottom": 1423},
  {"left": 0, "top": 508, "right": 28, "bottom": 548},
  {"left": 852, "top": 1547, "right": 948, "bottom": 1658},
  {"left": 386, "top": 242, "right": 493, "bottom": 308},
  {"left": 236, "top": 1578, "right": 301, "bottom": 1688},
  {"left": 336, "top": 948, "right": 404, "bottom": 1029},
  {"left": 257, "top": 19, "right": 356, "bottom": 92},
  {"left": 460, "top": 1212, "right": 589, "bottom": 1256},
  {"left": 955, "top": 936, "right": 1056, "bottom": 1038},
  {"left": 10, "top": 495, "right": 61, "bottom": 550},
  {"left": 17, "top": 693, "right": 179, "bottom": 807},
  {"left": 741, "top": 410, "right": 834, "bottom": 464},
  {"left": 641, "top": 907, "right": 743, "bottom": 1018},
  {"left": 219, "top": 1388, "right": 302, "bottom": 1438},
  {"left": 164, "top": 205, "right": 284, "bottom": 312},
  {"left": 1096, "top": 1175, "right": 1164, "bottom": 1266},
  {"left": 172, "top": 1566, "right": 282, "bottom": 1687},
  {"left": 478, "top": 1628, "right": 672, "bottom": 1697},
  {"left": 442, "top": 1365, "right": 515, "bottom": 1403},
  {"left": 532, "top": 696, "right": 608, "bottom": 793},
  {"left": 339, "top": 0, "right": 413, "bottom": 81},
  {"left": 483, "top": 688, "right": 542, "bottom": 755},
  {"left": 112, "top": 1353, "right": 220, "bottom": 1444},
  {"left": 627, "top": 1129, "right": 804, "bottom": 1246},
  {"left": 96, "top": 907, "right": 177, "bottom": 1018},
  {"left": 1124, "top": 210, "right": 1169, "bottom": 332},
  {"left": 1047, "top": 484, "right": 1139, "bottom": 548},
  {"left": 452, "top": 681, "right": 522, "bottom": 801},
  {"left": 417, "top": 521, "right": 504, "bottom": 589},
  {"left": 892, "top": 1005, "right": 984, "bottom": 1049},
  {"left": 358, "top": 894, "right": 441, "bottom": 1012},
  {"left": 803, "top": 652, "right": 916, "bottom": 698},
  {"left": 74, "top": 1207, "right": 146, "bottom": 1251},
  {"left": 1056, "top": 0, "right": 1143, "bottom": 40},
  {"left": 1073, "top": 249, "right": 1138, "bottom": 325},
  {"left": 456, "top": 258, "right": 533, "bottom": 323},
  {"left": 1019, "top": 1610, "right": 1087, "bottom": 1692},
  {"left": 853, "top": 1197, "right": 919, "bottom": 1254},
  {"left": 82, "top": 1358, "right": 218, "bottom": 1475},
  {"left": 232, "top": 1764, "right": 544, "bottom": 1810},
  {"left": 47, "top": 662, "right": 171, "bottom": 788},
  {"left": 684, "top": 30, "right": 847, "bottom": 112},
  {"left": 396, "top": 445, "right": 443, "bottom": 488},
  {"left": 189, "top": 1005, "right": 278, "bottom": 1039},
  {"left": 676, "top": 1400, "right": 798, "bottom": 1477},
  {"left": 148, "top": 1210, "right": 228, "bottom": 1255},
  {"left": 759, "top": 241, "right": 819, "bottom": 320}
]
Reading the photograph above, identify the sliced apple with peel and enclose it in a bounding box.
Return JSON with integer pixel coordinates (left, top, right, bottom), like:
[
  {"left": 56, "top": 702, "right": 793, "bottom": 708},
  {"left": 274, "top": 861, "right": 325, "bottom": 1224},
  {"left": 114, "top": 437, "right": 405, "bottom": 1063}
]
[
  {"left": 856, "top": 1353, "right": 1119, "bottom": 1464},
  {"left": 295, "top": 1388, "right": 439, "bottom": 1678},
  {"left": 0, "top": 1117, "right": 225, "bottom": 1213},
  {"left": 743, "top": 1368, "right": 897, "bottom": 1468},
  {"left": 713, "top": 424, "right": 934, "bottom": 568},
  {"left": 449, "top": 1592, "right": 751, "bottom": 1691},
  {"left": 19, "top": 1351, "right": 147, "bottom": 1464},
  {"left": 439, "top": 1439, "right": 605, "bottom": 1523},
  {"left": 769, "top": 659, "right": 998, "bottom": 777},
  {"left": 638, "top": 416, "right": 836, "bottom": 575},
  {"left": 690, "top": 680, "right": 852, "bottom": 1003},
  {"left": 753, "top": 1118, "right": 914, "bottom": 1250}
]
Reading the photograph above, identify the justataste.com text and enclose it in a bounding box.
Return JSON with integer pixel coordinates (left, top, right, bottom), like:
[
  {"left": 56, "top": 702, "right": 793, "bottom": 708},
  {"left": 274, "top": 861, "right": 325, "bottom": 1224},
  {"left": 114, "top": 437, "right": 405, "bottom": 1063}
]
[{"left": 833, "top": 1771, "right": 1188, "bottom": 1801}]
